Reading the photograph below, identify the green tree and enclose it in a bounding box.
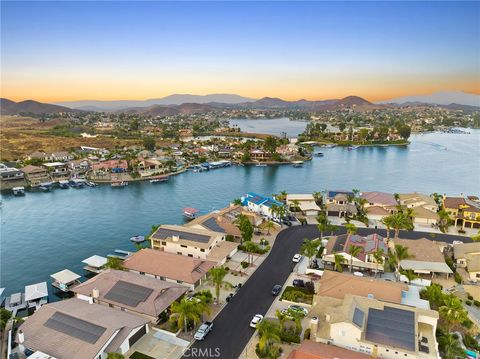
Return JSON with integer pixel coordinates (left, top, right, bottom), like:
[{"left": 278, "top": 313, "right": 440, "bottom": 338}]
[
  {"left": 232, "top": 198, "right": 242, "bottom": 206},
  {"left": 372, "top": 249, "right": 384, "bottom": 278},
  {"left": 300, "top": 238, "right": 321, "bottom": 267},
  {"left": 263, "top": 136, "right": 278, "bottom": 154},
  {"left": 105, "top": 257, "right": 124, "bottom": 270},
  {"left": 437, "top": 209, "right": 451, "bottom": 233},
  {"left": 383, "top": 212, "right": 413, "bottom": 240},
  {"left": 344, "top": 223, "right": 358, "bottom": 235},
  {"left": 143, "top": 136, "right": 156, "bottom": 151},
  {"left": 234, "top": 214, "right": 254, "bottom": 244},
  {"left": 106, "top": 354, "right": 125, "bottom": 359},
  {"left": 347, "top": 245, "right": 362, "bottom": 273},
  {"left": 169, "top": 298, "right": 209, "bottom": 333},
  {"left": 256, "top": 319, "right": 282, "bottom": 356},
  {"left": 334, "top": 253, "right": 346, "bottom": 272},
  {"left": 0, "top": 308, "right": 12, "bottom": 329},
  {"left": 439, "top": 295, "right": 467, "bottom": 331},
  {"left": 206, "top": 267, "right": 232, "bottom": 303},
  {"left": 387, "top": 244, "right": 414, "bottom": 278},
  {"left": 472, "top": 230, "right": 480, "bottom": 242},
  {"left": 438, "top": 333, "right": 464, "bottom": 359},
  {"left": 263, "top": 220, "right": 275, "bottom": 235},
  {"left": 421, "top": 284, "right": 443, "bottom": 308},
  {"left": 400, "top": 268, "right": 419, "bottom": 284}
]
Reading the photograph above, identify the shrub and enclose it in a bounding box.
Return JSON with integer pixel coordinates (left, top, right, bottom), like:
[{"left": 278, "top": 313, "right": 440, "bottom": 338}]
[
  {"left": 462, "top": 318, "right": 473, "bottom": 329},
  {"left": 452, "top": 333, "right": 459, "bottom": 340},
  {"left": 303, "top": 328, "right": 311, "bottom": 340},
  {"left": 280, "top": 286, "right": 314, "bottom": 304},
  {"left": 474, "top": 300, "right": 480, "bottom": 307},
  {"left": 241, "top": 261, "right": 249, "bottom": 269},
  {"left": 467, "top": 294, "right": 473, "bottom": 300},
  {"left": 464, "top": 334, "right": 480, "bottom": 351},
  {"left": 279, "top": 327, "right": 301, "bottom": 344},
  {"left": 224, "top": 267, "right": 230, "bottom": 271},
  {"left": 317, "top": 246, "right": 325, "bottom": 257},
  {"left": 226, "top": 235, "right": 235, "bottom": 242},
  {"left": 454, "top": 272, "right": 462, "bottom": 284},
  {"left": 458, "top": 228, "right": 466, "bottom": 234},
  {"left": 445, "top": 257, "right": 456, "bottom": 272},
  {"left": 466, "top": 300, "right": 472, "bottom": 306},
  {"left": 304, "top": 281, "right": 315, "bottom": 294}
]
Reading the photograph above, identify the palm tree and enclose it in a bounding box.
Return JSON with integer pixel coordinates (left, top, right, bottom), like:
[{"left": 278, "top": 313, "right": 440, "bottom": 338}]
[
  {"left": 206, "top": 267, "right": 232, "bottom": 303},
  {"left": 439, "top": 295, "right": 467, "bottom": 331},
  {"left": 438, "top": 333, "right": 464, "bottom": 359},
  {"left": 291, "top": 199, "right": 301, "bottom": 213},
  {"left": 256, "top": 319, "right": 281, "bottom": 354},
  {"left": 372, "top": 249, "right": 384, "bottom": 278},
  {"left": 263, "top": 220, "right": 275, "bottom": 235},
  {"left": 381, "top": 215, "right": 395, "bottom": 241},
  {"left": 347, "top": 245, "right": 362, "bottom": 272},
  {"left": 169, "top": 299, "right": 209, "bottom": 333},
  {"left": 344, "top": 223, "right": 357, "bottom": 236},
  {"left": 400, "top": 269, "right": 419, "bottom": 284},
  {"left": 313, "top": 192, "right": 323, "bottom": 205},
  {"left": 278, "top": 190, "right": 288, "bottom": 203},
  {"left": 383, "top": 212, "right": 413, "bottom": 240},
  {"left": 333, "top": 253, "right": 346, "bottom": 272},
  {"left": 300, "top": 238, "right": 321, "bottom": 267},
  {"left": 232, "top": 198, "right": 242, "bottom": 206},
  {"left": 421, "top": 284, "right": 443, "bottom": 308},
  {"left": 243, "top": 241, "right": 259, "bottom": 265},
  {"left": 387, "top": 244, "right": 414, "bottom": 279}
]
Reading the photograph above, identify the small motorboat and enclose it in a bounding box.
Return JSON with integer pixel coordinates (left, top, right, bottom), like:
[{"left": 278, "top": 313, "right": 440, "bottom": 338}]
[
  {"left": 85, "top": 181, "right": 97, "bottom": 187},
  {"left": 111, "top": 181, "right": 128, "bottom": 188},
  {"left": 58, "top": 180, "right": 70, "bottom": 189},
  {"left": 130, "top": 235, "right": 145, "bottom": 243},
  {"left": 183, "top": 207, "right": 199, "bottom": 220},
  {"left": 313, "top": 152, "right": 324, "bottom": 157},
  {"left": 255, "top": 163, "right": 267, "bottom": 167},
  {"left": 150, "top": 176, "right": 168, "bottom": 183},
  {"left": 12, "top": 187, "right": 25, "bottom": 196},
  {"left": 292, "top": 161, "right": 304, "bottom": 168}
]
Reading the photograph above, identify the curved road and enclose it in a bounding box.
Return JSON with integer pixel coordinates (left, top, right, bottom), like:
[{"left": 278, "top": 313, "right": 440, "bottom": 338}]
[{"left": 183, "top": 225, "right": 470, "bottom": 359}]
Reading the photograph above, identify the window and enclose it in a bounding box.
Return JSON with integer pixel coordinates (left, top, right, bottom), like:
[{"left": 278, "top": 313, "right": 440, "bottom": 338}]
[
  {"left": 177, "top": 252, "right": 182, "bottom": 255},
  {"left": 177, "top": 280, "right": 183, "bottom": 284},
  {"left": 181, "top": 245, "right": 188, "bottom": 248},
  {"left": 160, "top": 276, "right": 166, "bottom": 280},
  {"left": 188, "top": 254, "right": 193, "bottom": 257},
  {"left": 200, "top": 249, "right": 205, "bottom": 252},
  {"left": 161, "top": 241, "right": 166, "bottom": 246}
]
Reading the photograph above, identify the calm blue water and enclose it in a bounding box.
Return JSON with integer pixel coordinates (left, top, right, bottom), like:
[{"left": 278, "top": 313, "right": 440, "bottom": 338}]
[
  {"left": 229, "top": 117, "right": 307, "bottom": 137},
  {"left": 1, "top": 130, "right": 479, "bottom": 298}
]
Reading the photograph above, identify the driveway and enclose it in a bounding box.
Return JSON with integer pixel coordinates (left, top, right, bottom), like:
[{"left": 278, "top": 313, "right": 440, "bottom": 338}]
[{"left": 183, "top": 225, "right": 469, "bottom": 359}]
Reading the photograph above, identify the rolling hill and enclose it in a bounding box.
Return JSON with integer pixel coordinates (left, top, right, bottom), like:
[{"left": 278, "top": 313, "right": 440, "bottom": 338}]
[{"left": 0, "top": 99, "right": 76, "bottom": 115}]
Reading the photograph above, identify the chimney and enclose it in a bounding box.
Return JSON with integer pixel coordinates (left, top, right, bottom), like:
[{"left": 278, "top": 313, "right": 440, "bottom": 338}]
[
  {"left": 172, "top": 235, "right": 180, "bottom": 242},
  {"left": 18, "top": 330, "right": 24, "bottom": 344},
  {"left": 92, "top": 288, "right": 99, "bottom": 299},
  {"left": 310, "top": 317, "right": 319, "bottom": 340}
]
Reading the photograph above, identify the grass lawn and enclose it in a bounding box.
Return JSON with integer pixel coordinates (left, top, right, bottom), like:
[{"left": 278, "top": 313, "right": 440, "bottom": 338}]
[{"left": 280, "top": 286, "right": 314, "bottom": 305}]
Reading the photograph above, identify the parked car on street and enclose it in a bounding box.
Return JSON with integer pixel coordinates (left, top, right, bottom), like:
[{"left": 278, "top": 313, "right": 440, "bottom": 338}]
[
  {"left": 271, "top": 284, "right": 282, "bottom": 296},
  {"left": 292, "top": 254, "right": 302, "bottom": 263},
  {"left": 194, "top": 321, "right": 213, "bottom": 340},
  {"left": 282, "top": 219, "right": 292, "bottom": 226},
  {"left": 250, "top": 314, "right": 264, "bottom": 328}
]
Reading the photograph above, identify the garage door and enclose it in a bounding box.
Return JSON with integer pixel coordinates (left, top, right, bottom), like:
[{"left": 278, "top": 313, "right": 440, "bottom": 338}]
[{"left": 129, "top": 325, "right": 147, "bottom": 347}]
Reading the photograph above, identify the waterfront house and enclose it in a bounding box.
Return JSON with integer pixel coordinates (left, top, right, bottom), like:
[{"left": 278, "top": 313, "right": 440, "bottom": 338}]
[
  {"left": 135, "top": 158, "right": 164, "bottom": 176},
  {"left": 325, "top": 191, "right": 357, "bottom": 217},
  {"left": 453, "top": 242, "right": 480, "bottom": 282},
  {"left": 68, "top": 158, "right": 91, "bottom": 172},
  {"left": 21, "top": 165, "right": 51, "bottom": 186},
  {"left": 393, "top": 238, "right": 452, "bottom": 279},
  {"left": 24, "top": 282, "right": 48, "bottom": 311},
  {"left": 307, "top": 294, "right": 440, "bottom": 358},
  {"left": 287, "top": 340, "right": 371, "bottom": 359},
  {"left": 42, "top": 162, "right": 71, "bottom": 180},
  {"left": 91, "top": 159, "right": 128, "bottom": 173},
  {"left": 72, "top": 269, "right": 188, "bottom": 324},
  {"left": 16, "top": 298, "right": 150, "bottom": 359},
  {"left": 149, "top": 224, "right": 237, "bottom": 264},
  {"left": 323, "top": 234, "right": 388, "bottom": 274},
  {"left": 241, "top": 192, "right": 285, "bottom": 220},
  {"left": 398, "top": 193, "right": 439, "bottom": 226},
  {"left": 361, "top": 191, "right": 397, "bottom": 214},
  {"left": 123, "top": 249, "right": 216, "bottom": 289},
  {"left": 276, "top": 143, "right": 299, "bottom": 158},
  {"left": 286, "top": 194, "right": 321, "bottom": 216},
  {"left": 443, "top": 196, "right": 480, "bottom": 229},
  {"left": 0, "top": 163, "right": 24, "bottom": 181},
  {"left": 250, "top": 149, "right": 271, "bottom": 161}
]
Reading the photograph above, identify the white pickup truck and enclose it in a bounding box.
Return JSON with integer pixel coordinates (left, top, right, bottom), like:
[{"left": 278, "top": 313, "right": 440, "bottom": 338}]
[{"left": 194, "top": 321, "right": 213, "bottom": 340}]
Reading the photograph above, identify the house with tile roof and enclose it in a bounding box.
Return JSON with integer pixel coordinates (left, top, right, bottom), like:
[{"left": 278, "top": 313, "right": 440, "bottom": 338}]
[
  {"left": 72, "top": 269, "right": 188, "bottom": 324},
  {"left": 287, "top": 340, "right": 371, "bottom": 359},
  {"left": 16, "top": 298, "right": 149, "bottom": 359},
  {"left": 123, "top": 249, "right": 216, "bottom": 289},
  {"left": 241, "top": 192, "right": 285, "bottom": 220},
  {"left": 398, "top": 193, "right": 439, "bottom": 226},
  {"left": 325, "top": 191, "right": 357, "bottom": 218},
  {"left": 453, "top": 242, "right": 480, "bottom": 282},
  {"left": 443, "top": 195, "right": 480, "bottom": 229}
]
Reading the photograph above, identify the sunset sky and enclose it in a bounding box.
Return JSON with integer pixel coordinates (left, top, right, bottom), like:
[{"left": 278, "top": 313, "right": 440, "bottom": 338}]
[{"left": 1, "top": 1, "right": 479, "bottom": 103}]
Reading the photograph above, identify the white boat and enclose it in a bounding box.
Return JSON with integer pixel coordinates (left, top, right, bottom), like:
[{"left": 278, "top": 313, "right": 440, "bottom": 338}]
[
  {"left": 183, "top": 207, "right": 200, "bottom": 220},
  {"left": 12, "top": 187, "right": 25, "bottom": 196},
  {"left": 256, "top": 163, "right": 267, "bottom": 167},
  {"left": 111, "top": 181, "right": 128, "bottom": 187},
  {"left": 130, "top": 235, "right": 145, "bottom": 243},
  {"left": 150, "top": 176, "right": 168, "bottom": 183},
  {"left": 58, "top": 180, "right": 70, "bottom": 189},
  {"left": 292, "top": 161, "right": 304, "bottom": 167}
]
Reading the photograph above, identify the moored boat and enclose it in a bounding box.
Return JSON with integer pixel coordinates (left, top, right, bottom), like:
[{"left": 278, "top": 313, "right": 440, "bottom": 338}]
[
  {"left": 111, "top": 181, "right": 128, "bottom": 187},
  {"left": 58, "top": 180, "right": 70, "bottom": 189},
  {"left": 183, "top": 207, "right": 199, "bottom": 220},
  {"left": 150, "top": 176, "right": 169, "bottom": 183},
  {"left": 12, "top": 187, "right": 25, "bottom": 196},
  {"left": 130, "top": 235, "right": 145, "bottom": 243},
  {"left": 256, "top": 163, "right": 267, "bottom": 167},
  {"left": 292, "top": 161, "right": 304, "bottom": 167}
]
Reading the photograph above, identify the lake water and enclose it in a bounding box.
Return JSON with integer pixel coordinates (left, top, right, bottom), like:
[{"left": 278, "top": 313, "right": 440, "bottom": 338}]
[
  {"left": 229, "top": 117, "right": 308, "bottom": 137},
  {"left": 1, "top": 129, "right": 479, "bottom": 299}
]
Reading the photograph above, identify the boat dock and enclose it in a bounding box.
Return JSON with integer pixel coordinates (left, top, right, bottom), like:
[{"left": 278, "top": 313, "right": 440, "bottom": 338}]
[
  {"left": 4, "top": 281, "right": 48, "bottom": 316},
  {"left": 50, "top": 269, "right": 81, "bottom": 292},
  {"left": 107, "top": 249, "right": 133, "bottom": 259},
  {"left": 82, "top": 255, "right": 108, "bottom": 274}
]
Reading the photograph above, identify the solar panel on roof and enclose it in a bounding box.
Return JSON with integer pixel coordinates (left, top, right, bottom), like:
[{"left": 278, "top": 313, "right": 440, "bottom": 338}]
[
  {"left": 202, "top": 217, "right": 226, "bottom": 233},
  {"left": 365, "top": 306, "right": 415, "bottom": 352},
  {"left": 152, "top": 228, "right": 211, "bottom": 243},
  {"left": 352, "top": 308, "right": 364, "bottom": 328},
  {"left": 104, "top": 280, "right": 153, "bottom": 307},
  {"left": 44, "top": 312, "right": 106, "bottom": 344}
]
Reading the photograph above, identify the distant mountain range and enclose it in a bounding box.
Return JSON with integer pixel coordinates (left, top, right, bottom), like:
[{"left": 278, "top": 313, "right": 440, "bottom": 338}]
[
  {"left": 0, "top": 98, "right": 76, "bottom": 115},
  {"left": 54, "top": 94, "right": 256, "bottom": 111},
  {"left": 377, "top": 91, "right": 479, "bottom": 107},
  {"left": 1, "top": 91, "right": 478, "bottom": 116}
]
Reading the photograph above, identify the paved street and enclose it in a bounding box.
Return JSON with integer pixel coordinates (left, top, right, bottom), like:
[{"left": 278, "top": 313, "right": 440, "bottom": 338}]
[{"left": 183, "top": 225, "right": 470, "bottom": 359}]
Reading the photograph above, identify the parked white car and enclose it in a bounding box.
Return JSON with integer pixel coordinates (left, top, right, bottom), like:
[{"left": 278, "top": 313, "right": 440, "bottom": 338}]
[
  {"left": 250, "top": 314, "right": 264, "bottom": 328},
  {"left": 194, "top": 321, "right": 213, "bottom": 340},
  {"left": 292, "top": 254, "right": 303, "bottom": 263}
]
